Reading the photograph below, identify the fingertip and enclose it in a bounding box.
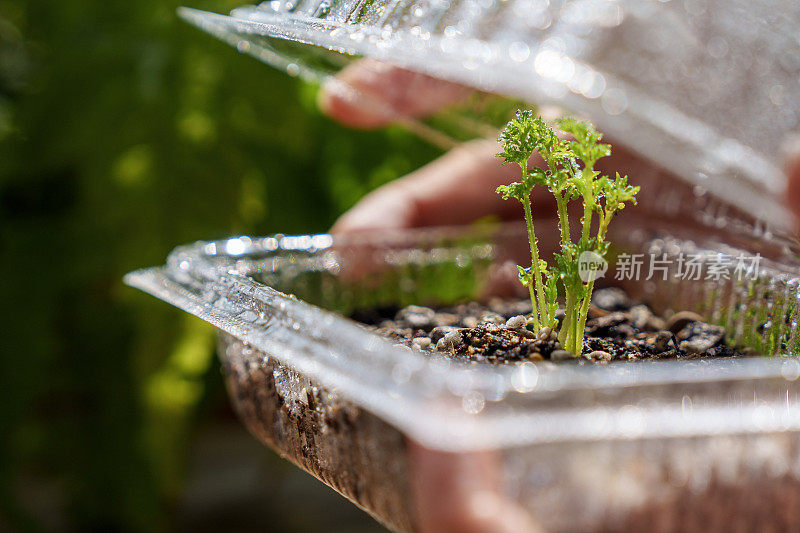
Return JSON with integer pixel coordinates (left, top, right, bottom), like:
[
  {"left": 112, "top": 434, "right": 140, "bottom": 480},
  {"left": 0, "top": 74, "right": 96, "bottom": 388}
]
[
  {"left": 330, "top": 186, "right": 416, "bottom": 234},
  {"left": 467, "top": 491, "right": 543, "bottom": 533},
  {"left": 318, "top": 59, "right": 471, "bottom": 129},
  {"left": 316, "top": 80, "right": 335, "bottom": 118},
  {"left": 317, "top": 76, "right": 393, "bottom": 129}
]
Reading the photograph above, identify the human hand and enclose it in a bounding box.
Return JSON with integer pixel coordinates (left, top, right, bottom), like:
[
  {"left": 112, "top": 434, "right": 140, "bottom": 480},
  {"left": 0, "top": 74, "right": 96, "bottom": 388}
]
[
  {"left": 319, "top": 61, "right": 684, "bottom": 236},
  {"left": 321, "top": 60, "right": 800, "bottom": 234},
  {"left": 408, "top": 441, "right": 542, "bottom": 533},
  {"left": 319, "top": 59, "right": 554, "bottom": 233}
]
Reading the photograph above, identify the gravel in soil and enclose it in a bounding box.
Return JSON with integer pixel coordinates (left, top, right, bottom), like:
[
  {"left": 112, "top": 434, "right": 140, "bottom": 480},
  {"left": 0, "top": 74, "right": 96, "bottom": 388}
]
[{"left": 352, "top": 288, "right": 746, "bottom": 364}]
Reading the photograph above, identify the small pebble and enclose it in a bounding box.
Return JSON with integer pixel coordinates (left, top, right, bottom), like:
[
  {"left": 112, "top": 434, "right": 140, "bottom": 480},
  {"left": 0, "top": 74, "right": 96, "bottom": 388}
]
[
  {"left": 627, "top": 305, "right": 665, "bottom": 331},
  {"left": 505, "top": 315, "right": 528, "bottom": 330},
  {"left": 678, "top": 323, "right": 725, "bottom": 354},
  {"left": 537, "top": 326, "right": 552, "bottom": 341},
  {"left": 550, "top": 349, "right": 574, "bottom": 361},
  {"left": 444, "top": 330, "right": 463, "bottom": 346},
  {"left": 680, "top": 338, "right": 716, "bottom": 354},
  {"left": 480, "top": 312, "right": 505, "bottom": 325},
  {"left": 433, "top": 312, "right": 459, "bottom": 327},
  {"left": 588, "top": 350, "right": 612, "bottom": 362},
  {"left": 587, "top": 304, "right": 610, "bottom": 318},
  {"left": 463, "top": 316, "right": 479, "bottom": 328},
  {"left": 435, "top": 331, "right": 463, "bottom": 352},
  {"left": 653, "top": 330, "right": 672, "bottom": 352},
  {"left": 592, "top": 287, "right": 630, "bottom": 311},
  {"left": 412, "top": 337, "right": 432, "bottom": 350},
  {"left": 431, "top": 326, "right": 458, "bottom": 343},
  {"left": 396, "top": 305, "right": 435, "bottom": 329},
  {"left": 629, "top": 305, "right": 653, "bottom": 330},
  {"left": 666, "top": 311, "right": 703, "bottom": 334}
]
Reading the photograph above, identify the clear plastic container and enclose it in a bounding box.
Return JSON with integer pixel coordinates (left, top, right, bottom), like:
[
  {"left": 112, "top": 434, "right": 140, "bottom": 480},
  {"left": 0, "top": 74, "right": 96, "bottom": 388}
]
[
  {"left": 127, "top": 0, "right": 800, "bottom": 530},
  {"left": 177, "top": 0, "right": 800, "bottom": 230},
  {"left": 126, "top": 205, "right": 800, "bottom": 530}
]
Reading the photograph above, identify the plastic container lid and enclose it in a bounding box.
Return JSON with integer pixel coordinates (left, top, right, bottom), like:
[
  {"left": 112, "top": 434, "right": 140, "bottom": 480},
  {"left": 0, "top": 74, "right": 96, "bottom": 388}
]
[{"left": 178, "top": 0, "right": 800, "bottom": 230}]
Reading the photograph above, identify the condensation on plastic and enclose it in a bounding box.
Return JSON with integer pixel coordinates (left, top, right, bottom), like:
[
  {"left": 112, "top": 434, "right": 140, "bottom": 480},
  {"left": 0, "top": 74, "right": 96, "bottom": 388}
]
[{"left": 178, "top": 0, "right": 800, "bottom": 230}]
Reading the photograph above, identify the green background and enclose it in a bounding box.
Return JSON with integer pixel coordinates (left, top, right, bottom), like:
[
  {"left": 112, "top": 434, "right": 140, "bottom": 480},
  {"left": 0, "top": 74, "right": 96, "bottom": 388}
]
[{"left": 0, "top": 0, "right": 439, "bottom": 530}]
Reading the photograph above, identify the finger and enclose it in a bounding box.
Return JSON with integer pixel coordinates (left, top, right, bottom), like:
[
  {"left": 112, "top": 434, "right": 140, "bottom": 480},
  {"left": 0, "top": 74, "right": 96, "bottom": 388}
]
[
  {"left": 783, "top": 136, "right": 800, "bottom": 230},
  {"left": 409, "top": 441, "right": 542, "bottom": 533},
  {"left": 331, "top": 139, "right": 557, "bottom": 234},
  {"left": 318, "top": 58, "right": 473, "bottom": 129}
]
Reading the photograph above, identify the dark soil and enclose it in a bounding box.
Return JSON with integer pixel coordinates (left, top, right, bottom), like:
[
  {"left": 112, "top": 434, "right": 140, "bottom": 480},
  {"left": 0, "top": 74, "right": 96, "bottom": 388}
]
[
  {"left": 221, "top": 332, "right": 414, "bottom": 532},
  {"left": 353, "top": 288, "right": 747, "bottom": 364}
]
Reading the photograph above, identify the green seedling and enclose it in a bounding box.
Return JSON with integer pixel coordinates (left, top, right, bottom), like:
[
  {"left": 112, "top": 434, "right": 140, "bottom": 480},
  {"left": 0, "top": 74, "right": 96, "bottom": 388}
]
[{"left": 496, "top": 111, "right": 639, "bottom": 356}]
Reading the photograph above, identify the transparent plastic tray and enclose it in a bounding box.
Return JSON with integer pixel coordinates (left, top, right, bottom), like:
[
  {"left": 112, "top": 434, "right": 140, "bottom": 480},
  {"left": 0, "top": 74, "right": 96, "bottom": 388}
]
[
  {"left": 178, "top": 0, "right": 800, "bottom": 230},
  {"left": 127, "top": 203, "right": 800, "bottom": 530}
]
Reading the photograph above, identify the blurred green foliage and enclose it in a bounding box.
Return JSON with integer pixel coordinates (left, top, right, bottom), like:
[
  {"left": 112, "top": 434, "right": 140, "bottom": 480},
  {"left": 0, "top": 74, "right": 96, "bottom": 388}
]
[{"left": 0, "top": 0, "right": 439, "bottom": 529}]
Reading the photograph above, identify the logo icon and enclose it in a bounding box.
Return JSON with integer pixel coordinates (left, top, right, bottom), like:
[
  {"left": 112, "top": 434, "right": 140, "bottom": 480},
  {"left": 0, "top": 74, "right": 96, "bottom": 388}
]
[{"left": 578, "top": 251, "right": 608, "bottom": 283}]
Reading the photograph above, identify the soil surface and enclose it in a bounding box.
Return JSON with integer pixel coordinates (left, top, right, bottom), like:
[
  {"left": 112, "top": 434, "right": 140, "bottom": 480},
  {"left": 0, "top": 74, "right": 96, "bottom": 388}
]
[{"left": 353, "top": 288, "right": 747, "bottom": 364}]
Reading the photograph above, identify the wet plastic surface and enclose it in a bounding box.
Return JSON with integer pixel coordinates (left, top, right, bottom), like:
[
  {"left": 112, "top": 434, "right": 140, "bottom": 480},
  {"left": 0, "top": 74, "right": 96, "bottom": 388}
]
[{"left": 179, "top": 0, "right": 800, "bottom": 229}]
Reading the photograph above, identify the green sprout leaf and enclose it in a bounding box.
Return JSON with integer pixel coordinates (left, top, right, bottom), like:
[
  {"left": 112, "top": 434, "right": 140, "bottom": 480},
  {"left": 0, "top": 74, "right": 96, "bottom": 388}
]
[
  {"left": 556, "top": 117, "right": 611, "bottom": 169},
  {"left": 602, "top": 172, "right": 640, "bottom": 215},
  {"left": 496, "top": 110, "right": 638, "bottom": 358},
  {"left": 496, "top": 109, "right": 543, "bottom": 167}
]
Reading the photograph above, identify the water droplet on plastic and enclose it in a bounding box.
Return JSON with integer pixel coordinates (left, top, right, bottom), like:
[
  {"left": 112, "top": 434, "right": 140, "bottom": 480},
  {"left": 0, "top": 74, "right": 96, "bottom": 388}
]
[
  {"left": 707, "top": 36, "right": 728, "bottom": 58},
  {"left": 681, "top": 395, "right": 693, "bottom": 416},
  {"left": 508, "top": 41, "right": 530, "bottom": 63},
  {"left": 462, "top": 391, "right": 485, "bottom": 414},
  {"left": 314, "top": 1, "right": 331, "bottom": 17},
  {"left": 770, "top": 84, "right": 785, "bottom": 106},
  {"left": 511, "top": 362, "right": 538, "bottom": 393},
  {"left": 781, "top": 359, "right": 800, "bottom": 381},
  {"left": 600, "top": 88, "right": 627, "bottom": 115}
]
